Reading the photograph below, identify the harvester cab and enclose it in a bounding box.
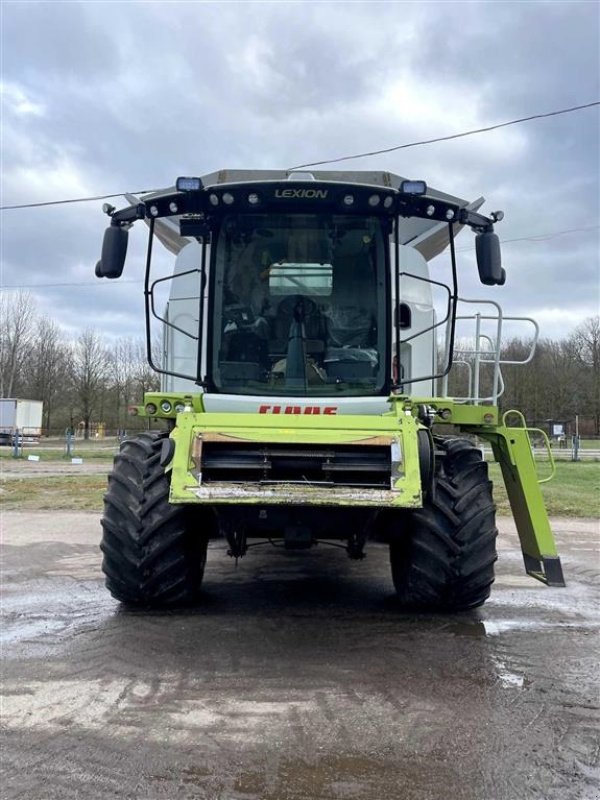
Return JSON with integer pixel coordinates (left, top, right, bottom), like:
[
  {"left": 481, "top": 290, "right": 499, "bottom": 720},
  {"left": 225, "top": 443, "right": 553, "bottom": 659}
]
[{"left": 96, "top": 169, "right": 565, "bottom": 610}]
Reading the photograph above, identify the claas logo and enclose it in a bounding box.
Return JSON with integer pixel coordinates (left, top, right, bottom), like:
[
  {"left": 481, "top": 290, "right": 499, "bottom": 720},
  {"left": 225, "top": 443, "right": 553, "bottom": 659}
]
[{"left": 259, "top": 405, "right": 338, "bottom": 415}]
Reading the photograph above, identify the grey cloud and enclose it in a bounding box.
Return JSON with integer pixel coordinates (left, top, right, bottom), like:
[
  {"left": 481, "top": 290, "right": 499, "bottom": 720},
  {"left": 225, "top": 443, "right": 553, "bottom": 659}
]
[
  {"left": 3, "top": 3, "right": 119, "bottom": 80},
  {"left": 1, "top": 0, "right": 598, "bottom": 343}
]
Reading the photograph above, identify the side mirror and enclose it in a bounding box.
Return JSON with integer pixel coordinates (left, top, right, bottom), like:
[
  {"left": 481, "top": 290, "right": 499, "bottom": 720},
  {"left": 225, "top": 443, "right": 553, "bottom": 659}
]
[
  {"left": 475, "top": 231, "right": 505, "bottom": 286},
  {"left": 96, "top": 225, "right": 128, "bottom": 279},
  {"left": 395, "top": 303, "right": 412, "bottom": 329}
]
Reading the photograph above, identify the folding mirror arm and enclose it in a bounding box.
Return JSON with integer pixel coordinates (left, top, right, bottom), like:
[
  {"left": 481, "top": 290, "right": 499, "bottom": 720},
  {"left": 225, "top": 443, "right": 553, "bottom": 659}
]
[
  {"left": 108, "top": 202, "right": 147, "bottom": 227},
  {"left": 458, "top": 206, "right": 504, "bottom": 233}
]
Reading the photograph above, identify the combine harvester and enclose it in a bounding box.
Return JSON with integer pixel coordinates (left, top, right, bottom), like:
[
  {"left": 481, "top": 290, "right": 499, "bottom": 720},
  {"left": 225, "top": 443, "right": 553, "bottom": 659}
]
[{"left": 95, "top": 169, "right": 565, "bottom": 609}]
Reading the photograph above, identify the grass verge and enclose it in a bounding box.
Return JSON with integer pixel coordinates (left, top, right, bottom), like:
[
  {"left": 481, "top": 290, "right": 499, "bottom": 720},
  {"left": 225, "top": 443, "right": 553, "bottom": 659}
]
[
  {"left": 1, "top": 462, "right": 598, "bottom": 517},
  {"left": 1, "top": 476, "right": 106, "bottom": 511},
  {"left": 489, "top": 461, "right": 600, "bottom": 518}
]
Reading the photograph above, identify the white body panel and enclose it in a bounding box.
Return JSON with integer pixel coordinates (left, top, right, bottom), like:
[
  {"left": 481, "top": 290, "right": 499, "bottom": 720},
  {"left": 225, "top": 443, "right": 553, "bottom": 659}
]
[
  {"left": 162, "top": 242, "right": 203, "bottom": 393},
  {"left": 0, "top": 399, "right": 43, "bottom": 433},
  {"left": 396, "top": 246, "right": 436, "bottom": 396}
]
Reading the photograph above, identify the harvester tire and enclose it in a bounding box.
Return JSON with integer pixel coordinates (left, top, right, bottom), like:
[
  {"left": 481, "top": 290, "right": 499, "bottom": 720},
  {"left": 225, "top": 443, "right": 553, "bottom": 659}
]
[
  {"left": 100, "top": 431, "right": 209, "bottom": 607},
  {"left": 390, "top": 437, "right": 497, "bottom": 611}
]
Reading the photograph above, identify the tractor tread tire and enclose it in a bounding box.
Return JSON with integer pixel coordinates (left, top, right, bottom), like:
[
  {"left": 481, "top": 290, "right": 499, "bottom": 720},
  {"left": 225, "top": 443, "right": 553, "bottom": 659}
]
[
  {"left": 390, "top": 436, "right": 497, "bottom": 611},
  {"left": 100, "top": 431, "right": 209, "bottom": 607}
]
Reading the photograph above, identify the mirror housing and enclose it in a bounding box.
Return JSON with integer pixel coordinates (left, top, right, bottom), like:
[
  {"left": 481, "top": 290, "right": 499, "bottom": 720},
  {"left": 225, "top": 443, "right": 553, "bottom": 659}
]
[
  {"left": 97, "top": 225, "right": 128, "bottom": 279},
  {"left": 475, "top": 231, "right": 505, "bottom": 286}
]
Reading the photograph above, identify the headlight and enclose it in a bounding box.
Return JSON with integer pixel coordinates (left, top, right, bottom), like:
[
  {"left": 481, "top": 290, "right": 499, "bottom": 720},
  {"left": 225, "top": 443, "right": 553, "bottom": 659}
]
[
  {"left": 176, "top": 176, "right": 202, "bottom": 192},
  {"left": 145, "top": 403, "right": 157, "bottom": 414},
  {"left": 400, "top": 180, "right": 427, "bottom": 195},
  {"left": 160, "top": 400, "right": 172, "bottom": 413}
]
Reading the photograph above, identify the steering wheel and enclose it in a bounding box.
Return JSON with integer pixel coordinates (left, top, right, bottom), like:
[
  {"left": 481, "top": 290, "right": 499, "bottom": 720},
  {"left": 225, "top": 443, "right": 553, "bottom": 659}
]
[
  {"left": 277, "top": 294, "right": 317, "bottom": 323},
  {"left": 224, "top": 304, "right": 256, "bottom": 327}
]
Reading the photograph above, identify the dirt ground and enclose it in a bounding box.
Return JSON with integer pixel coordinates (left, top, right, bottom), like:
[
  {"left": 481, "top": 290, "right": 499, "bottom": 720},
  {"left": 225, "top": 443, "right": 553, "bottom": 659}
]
[
  {"left": 1, "top": 511, "right": 599, "bottom": 800},
  {"left": 0, "top": 459, "right": 111, "bottom": 478}
]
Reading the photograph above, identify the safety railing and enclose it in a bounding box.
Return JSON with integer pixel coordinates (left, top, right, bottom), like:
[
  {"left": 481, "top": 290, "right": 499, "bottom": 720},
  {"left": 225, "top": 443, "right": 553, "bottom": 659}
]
[{"left": 440, "top": 298, "right": 539, "bottom": 404}]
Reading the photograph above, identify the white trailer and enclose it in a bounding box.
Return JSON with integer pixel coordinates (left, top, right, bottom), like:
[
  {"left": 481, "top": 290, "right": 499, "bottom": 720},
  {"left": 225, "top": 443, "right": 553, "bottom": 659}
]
[{"left": 0, "top": 398, "right": 43, "bottom": 444}]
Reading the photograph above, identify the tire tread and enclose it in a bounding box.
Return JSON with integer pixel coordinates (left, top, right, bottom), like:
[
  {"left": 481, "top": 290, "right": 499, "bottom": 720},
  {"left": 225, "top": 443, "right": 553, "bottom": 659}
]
[
  {"left": 390, "top": 436, "right": 498, "bottom": 611},
  {"left": 100, "top": 431, "right": 212, "bottom": 607}
]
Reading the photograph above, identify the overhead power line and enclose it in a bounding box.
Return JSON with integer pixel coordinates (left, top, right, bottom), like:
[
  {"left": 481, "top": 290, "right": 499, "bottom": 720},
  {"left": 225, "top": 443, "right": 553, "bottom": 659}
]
[
  {"left": 454, "top": 224, "right": 599, "bottom": 252},
  {"left": 0, "top": 189, "right": 158, "bottom": 212},
  {"left": 288, "top": 101, "right": 600, "bottom": 170},
  {"left": 0, "top": 279, "right": 141, "bottom": 289},
  {"left": 0, "top": 101, "right": 597, "bottom": 212},
  {"left": 2, "top": 224, "right": 598, "bottom": 291}
]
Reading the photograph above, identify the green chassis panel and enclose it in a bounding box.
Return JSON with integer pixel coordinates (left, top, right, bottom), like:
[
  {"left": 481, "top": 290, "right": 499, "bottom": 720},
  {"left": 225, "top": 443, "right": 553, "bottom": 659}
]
[
  {"left": 168, "top": 411, "right": 424, "bottom": 508},
  {"left": 471, "top": 425, "right": 565, "bottom": 587},
  {"left": 154, "top": 394, "right": 564, "bottom": 586}
]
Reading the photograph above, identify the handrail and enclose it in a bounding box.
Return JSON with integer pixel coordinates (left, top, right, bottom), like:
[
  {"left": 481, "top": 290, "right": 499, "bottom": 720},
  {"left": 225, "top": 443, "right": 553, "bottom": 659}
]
[
  {"left": 442, "top": 298, "right": 540, "bottom": 404},
  {"left": 502, "top": 410, "right": 556, "bottom": 484}
]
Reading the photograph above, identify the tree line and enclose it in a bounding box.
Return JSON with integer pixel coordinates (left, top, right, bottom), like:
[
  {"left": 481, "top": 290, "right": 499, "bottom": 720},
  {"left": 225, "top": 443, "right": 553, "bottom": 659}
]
[
  {"left": 497, "top": 317, "right": 599, "bottom": 435},
  {"left": 445, "top": 315, "right": 599, "bottom": 435},
  {"left": 0, "top": 292, "right": 159, "bottom": 437},
  {"left": 1, "top": 291, "right": 598, "bottom": 437}
]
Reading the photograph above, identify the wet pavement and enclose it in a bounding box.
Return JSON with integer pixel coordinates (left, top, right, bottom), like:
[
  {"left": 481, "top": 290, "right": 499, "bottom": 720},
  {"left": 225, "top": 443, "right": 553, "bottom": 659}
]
[{"left": 1, "top": 511, "right": 599, "bottom": 800}]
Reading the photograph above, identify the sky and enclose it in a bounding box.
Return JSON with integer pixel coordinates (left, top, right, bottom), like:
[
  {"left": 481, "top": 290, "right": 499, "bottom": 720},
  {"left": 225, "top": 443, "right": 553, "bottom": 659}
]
[{"left": 1, "top": 0, "right": 599, "bottom": 347}]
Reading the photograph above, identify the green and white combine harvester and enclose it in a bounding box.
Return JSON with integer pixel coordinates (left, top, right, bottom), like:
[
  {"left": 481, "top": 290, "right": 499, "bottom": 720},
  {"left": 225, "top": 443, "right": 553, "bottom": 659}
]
[{"left": 95, "top": 169, "right": 565, "bottom": 610}]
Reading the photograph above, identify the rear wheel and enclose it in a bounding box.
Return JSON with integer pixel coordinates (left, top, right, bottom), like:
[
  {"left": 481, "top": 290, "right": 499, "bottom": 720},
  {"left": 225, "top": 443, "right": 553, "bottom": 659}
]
[
  {"left": 100, "top": 431, "right": 212, "bottom": 607},
  {"left": 390, "top": 437, "right": 497, "bottom": 611}
]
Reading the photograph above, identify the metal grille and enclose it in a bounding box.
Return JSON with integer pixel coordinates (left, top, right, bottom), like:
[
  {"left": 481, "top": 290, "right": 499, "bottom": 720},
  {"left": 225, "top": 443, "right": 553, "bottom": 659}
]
[{"left": 200, "top": 442, "right": 392, "bottom": 489}]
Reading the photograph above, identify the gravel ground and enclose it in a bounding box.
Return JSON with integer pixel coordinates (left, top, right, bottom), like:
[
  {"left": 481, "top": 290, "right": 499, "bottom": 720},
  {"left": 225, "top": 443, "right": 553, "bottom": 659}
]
[{"left": 1, "top": 511, "right": 599, "bottom": 800}]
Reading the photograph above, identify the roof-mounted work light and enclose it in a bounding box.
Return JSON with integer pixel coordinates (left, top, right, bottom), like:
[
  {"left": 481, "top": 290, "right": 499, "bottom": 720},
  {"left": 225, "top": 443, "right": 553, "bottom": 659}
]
[
  {"left": 176, "top": 176, "right": 203, "bottom": 192},
  {"left": 400, "top": 180, "right": 427, "bottom": 195}
]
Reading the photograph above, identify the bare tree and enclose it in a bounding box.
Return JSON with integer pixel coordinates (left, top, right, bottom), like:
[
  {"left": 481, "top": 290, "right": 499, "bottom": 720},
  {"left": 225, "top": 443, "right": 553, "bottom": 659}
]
[
  {"left": 498, "top": 337, "right": 540, "bottom": 419},
  {"left": 71, "top": 329, "right": 108, "bottom": 439},
  {"left": 133, "top": 336, "right": 161, "bottom": 397},
  {"left": 22, "top": 316, "right": 72, "bottom": 432},
  {"left": 106, "top": 336, "right": 160, "bottom": 431},
  {"left": 107, "top": 337, "right": 138, "bottom": 431},
  {"left": 0, "top": 291, "right": 37, "bottom": 397},
  {"left": 568, "top": 316, "right": 600, "bottom": 433}
]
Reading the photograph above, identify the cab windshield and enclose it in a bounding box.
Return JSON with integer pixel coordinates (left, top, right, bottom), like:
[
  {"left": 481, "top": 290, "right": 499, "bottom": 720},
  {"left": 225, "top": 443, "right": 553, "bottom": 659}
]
[{"left": 210, "top": 213, "right": 387, "bottom": 396}]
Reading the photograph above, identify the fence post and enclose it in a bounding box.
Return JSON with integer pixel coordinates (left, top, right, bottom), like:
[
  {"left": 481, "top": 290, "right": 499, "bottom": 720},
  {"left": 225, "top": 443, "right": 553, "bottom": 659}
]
[
  {"left": 65, "top": 428, "right": 74, "bottom": 458},
  {"left": 12, "top": 428, "right": 21, "bottom": 458},
  {"left": 572, "top": 414, "right": 580, "bottom": 462}
]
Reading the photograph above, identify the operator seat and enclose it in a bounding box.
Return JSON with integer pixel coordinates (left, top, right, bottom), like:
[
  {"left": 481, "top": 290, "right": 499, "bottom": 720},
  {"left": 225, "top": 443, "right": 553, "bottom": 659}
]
[
  {"left": 269, "top": 296, "right": 327, "bottom": 360},
  {"left": 324, "top": 247, "right": 378, "bottom": 380}
]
